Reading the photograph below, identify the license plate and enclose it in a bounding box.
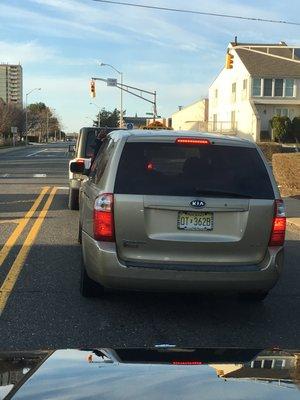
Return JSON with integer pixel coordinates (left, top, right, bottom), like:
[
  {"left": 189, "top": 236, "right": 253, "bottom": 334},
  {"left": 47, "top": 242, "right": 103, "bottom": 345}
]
[{"left": 177, "top": 211, "right": 214, "bottom": 231}]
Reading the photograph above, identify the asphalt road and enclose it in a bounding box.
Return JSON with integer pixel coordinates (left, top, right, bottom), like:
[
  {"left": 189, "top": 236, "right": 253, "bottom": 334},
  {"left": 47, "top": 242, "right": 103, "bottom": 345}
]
[{"left": 0, "top": 142, "right": 299, "bottom": 350}]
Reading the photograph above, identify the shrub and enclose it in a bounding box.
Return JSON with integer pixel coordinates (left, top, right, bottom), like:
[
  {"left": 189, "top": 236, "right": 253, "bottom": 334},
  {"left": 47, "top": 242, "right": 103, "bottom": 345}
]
[
  {"left": 291, "top": 117, "right": 300, "bottom": 142},
  {"left": 270, "top": 116, "right": 292, "bottom": 143}
]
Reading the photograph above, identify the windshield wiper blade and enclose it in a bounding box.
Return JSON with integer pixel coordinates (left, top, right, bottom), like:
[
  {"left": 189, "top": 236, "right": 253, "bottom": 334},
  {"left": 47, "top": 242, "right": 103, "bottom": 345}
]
[{"left": 194, "top": 189, "right": 252, "bottom": 199}]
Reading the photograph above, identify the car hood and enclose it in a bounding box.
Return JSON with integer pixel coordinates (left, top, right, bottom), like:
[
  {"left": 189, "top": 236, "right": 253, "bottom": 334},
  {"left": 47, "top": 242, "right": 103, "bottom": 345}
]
[{"left": 1, "top": 348, "right": 299, "bottom": 399}]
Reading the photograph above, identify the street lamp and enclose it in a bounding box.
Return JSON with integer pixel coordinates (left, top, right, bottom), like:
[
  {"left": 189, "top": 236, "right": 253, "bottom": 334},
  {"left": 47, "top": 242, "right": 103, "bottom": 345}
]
[
  {"left": 98, "top": 62, "right": 123, "bottom": 128},
  {"left": 25, "top": 87, "right": 41, "bottom": 144},
  {"left": 89, "top": 102, "right": 101, "bottom": 127}
]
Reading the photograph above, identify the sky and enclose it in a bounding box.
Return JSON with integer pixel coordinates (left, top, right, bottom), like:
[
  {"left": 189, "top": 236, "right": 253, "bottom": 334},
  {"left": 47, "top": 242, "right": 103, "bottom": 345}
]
[{"left": 0, "top": 0, "right": 300, "bottom": 132}]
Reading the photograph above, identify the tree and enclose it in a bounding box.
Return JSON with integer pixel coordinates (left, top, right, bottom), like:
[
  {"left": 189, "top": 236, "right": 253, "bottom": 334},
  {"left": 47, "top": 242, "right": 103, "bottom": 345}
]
[
  {"left": 27, "top": 102, "right": 61, "bottom": 142},
  {"left": 93, "top": 108, "right": 120, "bottom": 127},
  {"left": 0, "top": 100, "right": 25, "bottom": 144}
]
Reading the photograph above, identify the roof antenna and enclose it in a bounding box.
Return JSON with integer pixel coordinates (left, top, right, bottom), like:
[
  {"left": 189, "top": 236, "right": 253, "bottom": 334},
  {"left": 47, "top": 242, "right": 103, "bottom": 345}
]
[{"left": 234, "top": 36, "right": 238, "bottom": 46}]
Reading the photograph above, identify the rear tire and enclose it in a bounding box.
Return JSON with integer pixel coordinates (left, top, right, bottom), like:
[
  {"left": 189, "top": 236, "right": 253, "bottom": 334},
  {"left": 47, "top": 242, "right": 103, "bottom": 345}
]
[
  {"left": 68, "top": 188, "right": 79, "bottom": 210},
  {"left": 80, "top": 257, "right": 104, "bottom": 298},
  {"left": 238, "top": 290, "right": 269, "bottom": 302}
]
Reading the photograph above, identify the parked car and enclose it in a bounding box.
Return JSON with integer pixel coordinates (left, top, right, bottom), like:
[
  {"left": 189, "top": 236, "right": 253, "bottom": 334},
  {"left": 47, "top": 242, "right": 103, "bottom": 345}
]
[
  {"left": 71, "top": 130, "right": 286, "bottom": 300},
  {"left": 68, "top": 126, "right": 120, "bottom": 209}
]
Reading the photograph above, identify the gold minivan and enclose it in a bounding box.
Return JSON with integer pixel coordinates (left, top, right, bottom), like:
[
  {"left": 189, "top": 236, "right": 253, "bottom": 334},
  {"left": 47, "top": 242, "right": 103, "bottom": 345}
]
[{"left": 71, "top": 130, "right": 286, "bottom": 300}]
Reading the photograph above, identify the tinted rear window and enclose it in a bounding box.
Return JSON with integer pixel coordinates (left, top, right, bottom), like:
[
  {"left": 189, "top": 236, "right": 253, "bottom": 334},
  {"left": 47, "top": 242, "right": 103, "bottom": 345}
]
[{"left": 114, "top": 142, "right": 274, "bottom": 199}]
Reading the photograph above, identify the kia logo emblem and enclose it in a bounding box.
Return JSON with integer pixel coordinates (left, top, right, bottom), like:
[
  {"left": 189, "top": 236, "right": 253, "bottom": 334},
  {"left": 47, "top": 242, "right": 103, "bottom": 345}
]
[{"left": 190, "top": 200, "right": 206, "bottom": 208}]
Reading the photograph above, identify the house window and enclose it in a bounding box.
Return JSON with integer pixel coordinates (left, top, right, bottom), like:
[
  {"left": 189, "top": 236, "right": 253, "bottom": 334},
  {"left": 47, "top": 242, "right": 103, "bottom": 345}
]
[
  {"left": 215, "top": 89, "right": 218, "bottom": 98},
  {"left": 275, "top": 108, "right": 294, "bottom": 119},
  {"left": 242, "top": 79, "right": 247, "bottom": 99},
  {"left": 263, "top": 360, "right": 273, "bottom": 369},
  {"left": 253, "top": 78, "right": 295, "bottom": 98},
  {"left": 252, "top": 78, "right": 261, "bottom": 96},
  {"left": 263, "top": 79, "right": 272, "bottom": 96},
  {"left": 275, "top": 108, "right": 288, "bottom": 117},
  {"left": 231, "top": 110, "right": 236, "bottom": 129},
  {"left": 285, "top": 79, "right": 294, "bottom": 97},
  {"left": 232, "top": 83, "right": 236, "bottom": 102},
  {"left": 274, "top": 79, "right": 283, "bottom": 96},
  {"left": 274, "top": 359, "right": 284, "bottom": 369},
  {"left": 252, "top": 360, "right": 262, "bottom": 368}
]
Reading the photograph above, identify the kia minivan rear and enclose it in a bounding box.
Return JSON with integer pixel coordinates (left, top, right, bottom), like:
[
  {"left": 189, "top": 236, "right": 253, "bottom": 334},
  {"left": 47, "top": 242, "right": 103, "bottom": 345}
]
[{"left": 78, "top": 130, "right": 285, "bottom": 300}]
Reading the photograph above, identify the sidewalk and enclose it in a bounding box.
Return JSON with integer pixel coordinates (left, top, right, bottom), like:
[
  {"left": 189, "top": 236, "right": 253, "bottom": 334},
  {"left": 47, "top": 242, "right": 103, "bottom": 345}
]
[{"left": 284, "top": 196, "right": 300, "bottom": 234}]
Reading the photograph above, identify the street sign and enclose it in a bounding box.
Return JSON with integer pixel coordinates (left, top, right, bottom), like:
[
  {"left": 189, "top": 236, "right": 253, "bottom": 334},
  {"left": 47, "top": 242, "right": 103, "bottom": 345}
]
[
  {"left": 126, "top": 123, "right": 134, "bottom": 130},
  {"left": 11, "top": 127, "right": 18, "bottom": 134},
  {"left": 107, "top": 78, "right": 117, "bottom": 87}
]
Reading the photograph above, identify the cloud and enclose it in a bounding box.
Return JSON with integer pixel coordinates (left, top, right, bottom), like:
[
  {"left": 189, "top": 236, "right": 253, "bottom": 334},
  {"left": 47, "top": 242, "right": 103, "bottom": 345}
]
[
  {"left": 0, "top": 40, "right": 57, "bottom": 64},
  {"left": 0, "top": 3, "right": 125, "bottom": 42},
  {"left": 0, "top": 39, "right": 96, "bottom": 67},
  {"left": 28, "top": 0, "right": 216, "bottom": 51}
]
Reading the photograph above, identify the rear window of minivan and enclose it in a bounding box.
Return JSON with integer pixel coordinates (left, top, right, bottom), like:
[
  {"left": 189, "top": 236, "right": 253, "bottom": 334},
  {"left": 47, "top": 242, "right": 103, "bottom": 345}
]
[{"left": 114, "top": 142, "right": 274, "bottom": 199}]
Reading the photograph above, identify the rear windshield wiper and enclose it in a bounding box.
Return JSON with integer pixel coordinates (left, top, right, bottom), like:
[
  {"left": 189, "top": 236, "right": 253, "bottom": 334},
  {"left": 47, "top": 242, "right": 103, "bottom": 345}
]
[{"left": 194, "top": 189, "right": 253, "bottom": 199}]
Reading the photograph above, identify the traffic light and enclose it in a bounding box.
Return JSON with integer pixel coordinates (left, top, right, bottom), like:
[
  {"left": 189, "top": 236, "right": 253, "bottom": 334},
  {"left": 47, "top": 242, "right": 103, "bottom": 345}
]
[
  {"left": 225, "top": 53, "right": 234, "bottom": 69},
  {"left": 90, "top": 80, "right": 96, "bottom": 98}
]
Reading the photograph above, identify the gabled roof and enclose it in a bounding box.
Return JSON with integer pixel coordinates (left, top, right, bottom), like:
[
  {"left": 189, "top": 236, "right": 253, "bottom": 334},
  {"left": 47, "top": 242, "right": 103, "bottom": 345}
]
[{"left": 232, "top": 43, "right": 300, "bottom": 78}]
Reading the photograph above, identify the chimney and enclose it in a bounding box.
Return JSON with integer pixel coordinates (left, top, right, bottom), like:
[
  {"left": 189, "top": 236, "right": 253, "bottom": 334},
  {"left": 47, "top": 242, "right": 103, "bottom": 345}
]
[{"left": 178, "top": 106, "right": 183, "bottom": 111}]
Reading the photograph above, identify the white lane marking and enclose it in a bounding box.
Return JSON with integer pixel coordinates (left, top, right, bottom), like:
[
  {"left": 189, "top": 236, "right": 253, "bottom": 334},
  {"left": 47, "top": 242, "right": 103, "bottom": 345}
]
[
  {"left": 0, "top": 199, "right": 34, "bottom": 205},
  {"left": 0, "top": 219, "right": 20, "bottom": 224},
  {"left": 57, "top": 186, "right": 69, "bottom": 190},
  {"left": 33, "top": 174, "right": 47, "bottom": 178},
  {"left": 26, "top": 149, "right": 47, "bottom": 157}
]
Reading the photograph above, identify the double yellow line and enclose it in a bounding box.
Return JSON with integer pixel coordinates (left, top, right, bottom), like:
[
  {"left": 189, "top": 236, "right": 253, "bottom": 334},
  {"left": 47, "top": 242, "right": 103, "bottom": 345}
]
[{"left": 0, "top": 186, "right": 57, "bottom": 315}]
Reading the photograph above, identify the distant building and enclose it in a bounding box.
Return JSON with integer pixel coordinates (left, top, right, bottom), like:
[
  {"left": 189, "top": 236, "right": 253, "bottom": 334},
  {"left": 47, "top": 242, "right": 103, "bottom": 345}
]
[
  {"left": 208, "top": 41, "right": 300, "bottom": 141},
  {"left": 0, "top": 64, "right": 23, "bottom": 107},
  {"left": 171, "top": 99, "right": 209, "bottom": 131},
  {"left": 123, "top": 116, "right": 147, "bottom": 128}
]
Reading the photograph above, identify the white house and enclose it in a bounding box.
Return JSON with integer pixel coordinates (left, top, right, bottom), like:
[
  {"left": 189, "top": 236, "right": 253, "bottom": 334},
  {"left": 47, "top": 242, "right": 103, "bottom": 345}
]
[
  {"left": 208, "top": 41, "right": 300, "bottom": 142},
  {"left": 171, "top": 99, "right": 209, "bottom": 131}
]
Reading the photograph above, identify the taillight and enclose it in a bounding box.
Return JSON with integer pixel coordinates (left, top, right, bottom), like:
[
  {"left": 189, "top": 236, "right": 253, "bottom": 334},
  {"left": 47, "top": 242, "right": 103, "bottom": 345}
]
[
  {"left": 269, "top": 199, "right": 286, "bottom": 247},
  {"left": 93, "top": 193, "right": 115, "bottom": 242},
  {"left": 176, "top": 138, "right": 211, "bottom": 145}
]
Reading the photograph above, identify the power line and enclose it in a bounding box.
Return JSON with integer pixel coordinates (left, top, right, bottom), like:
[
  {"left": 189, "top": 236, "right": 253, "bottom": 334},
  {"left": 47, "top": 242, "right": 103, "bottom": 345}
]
[{"left": 92, "top": 0, "right": 300, "bottom": 26}]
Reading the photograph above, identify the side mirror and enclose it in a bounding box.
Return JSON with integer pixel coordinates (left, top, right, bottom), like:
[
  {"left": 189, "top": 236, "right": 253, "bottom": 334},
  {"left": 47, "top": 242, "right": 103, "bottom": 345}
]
[
  {"left": 69, "top": 144, "right": 76, "bottom": 153},
  {"left": 70, "top": 158, "right": 91, "bottom": 175}
]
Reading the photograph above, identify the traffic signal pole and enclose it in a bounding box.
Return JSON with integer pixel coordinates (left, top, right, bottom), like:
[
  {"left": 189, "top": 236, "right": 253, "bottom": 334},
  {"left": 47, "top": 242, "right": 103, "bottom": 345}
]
[{"left": 91, "top": 77, "right": 158, "bottom": 122}]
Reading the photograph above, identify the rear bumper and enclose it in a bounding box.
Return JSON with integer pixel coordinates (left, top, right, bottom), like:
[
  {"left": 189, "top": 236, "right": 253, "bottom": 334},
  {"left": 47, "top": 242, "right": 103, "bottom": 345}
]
[{"left": 82, "top": 231, "right": 284, "bottom": 293}]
